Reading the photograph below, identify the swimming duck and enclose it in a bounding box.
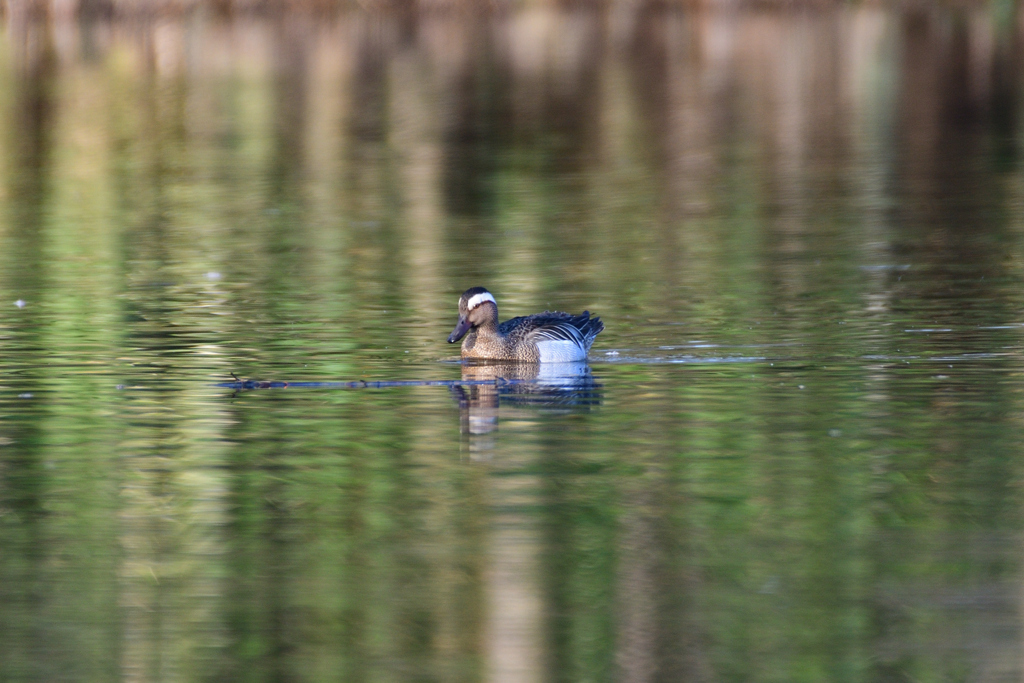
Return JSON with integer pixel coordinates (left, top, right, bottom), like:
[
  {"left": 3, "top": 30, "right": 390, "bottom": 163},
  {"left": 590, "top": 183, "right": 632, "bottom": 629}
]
[{"left": 447, "top": 287, "right": 604, "bottom": 362}]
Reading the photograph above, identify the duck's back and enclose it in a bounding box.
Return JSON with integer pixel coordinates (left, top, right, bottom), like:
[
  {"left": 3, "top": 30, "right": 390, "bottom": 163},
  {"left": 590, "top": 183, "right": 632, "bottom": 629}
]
[{"left": 502, "top": 311, "right": 604, "bottom": 362}]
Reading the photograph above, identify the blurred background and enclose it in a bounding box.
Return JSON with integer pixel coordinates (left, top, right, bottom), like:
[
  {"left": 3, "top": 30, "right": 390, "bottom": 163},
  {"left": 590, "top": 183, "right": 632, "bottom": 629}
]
[{"left": 3, "top": 1, "right": 1024, "bottom": 681}]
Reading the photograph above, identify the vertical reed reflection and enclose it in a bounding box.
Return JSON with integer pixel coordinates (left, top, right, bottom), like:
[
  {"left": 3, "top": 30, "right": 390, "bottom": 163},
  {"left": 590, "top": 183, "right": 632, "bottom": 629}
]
[
  {"left": 4, "top": 15, "right": 52, "bottom": 299},
  {"left": 0, "top": 19, "right": 56, "bottom": 683}
]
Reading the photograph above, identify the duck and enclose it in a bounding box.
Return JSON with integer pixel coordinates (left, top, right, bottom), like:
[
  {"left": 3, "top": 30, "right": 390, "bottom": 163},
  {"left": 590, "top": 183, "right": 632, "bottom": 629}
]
[{"left": 447, "top": 286, "right": 604, "bottom": 362}]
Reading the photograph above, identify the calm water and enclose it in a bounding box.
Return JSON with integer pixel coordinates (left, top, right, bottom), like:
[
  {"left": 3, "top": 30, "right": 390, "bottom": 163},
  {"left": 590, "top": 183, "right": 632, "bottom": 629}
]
[{"left": 2, "top": 5, "right": 1024, "bottom": 682}]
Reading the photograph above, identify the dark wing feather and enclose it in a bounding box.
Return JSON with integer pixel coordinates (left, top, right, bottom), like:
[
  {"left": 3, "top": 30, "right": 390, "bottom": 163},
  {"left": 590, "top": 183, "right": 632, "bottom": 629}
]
[{"left": 500, "top": 311, "right": 604, "bottom": 350}]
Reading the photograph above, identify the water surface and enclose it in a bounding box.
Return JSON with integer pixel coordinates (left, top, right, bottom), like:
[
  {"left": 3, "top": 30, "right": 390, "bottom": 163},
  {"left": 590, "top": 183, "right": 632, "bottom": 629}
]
[{"left": 1, "top": 6, "right": 1024, "bottom": 682}]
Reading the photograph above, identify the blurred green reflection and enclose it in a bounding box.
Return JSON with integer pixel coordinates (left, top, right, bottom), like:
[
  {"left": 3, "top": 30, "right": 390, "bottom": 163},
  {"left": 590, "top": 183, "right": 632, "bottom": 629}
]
[{"left": 0, "top": 5, "right": 1023, "bottom": 683}]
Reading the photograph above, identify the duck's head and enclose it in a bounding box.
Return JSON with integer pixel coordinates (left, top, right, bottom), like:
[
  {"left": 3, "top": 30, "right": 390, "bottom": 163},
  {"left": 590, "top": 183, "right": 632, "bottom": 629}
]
[{"left": 448, "top": 287, "right": 498, "bottom": 343}]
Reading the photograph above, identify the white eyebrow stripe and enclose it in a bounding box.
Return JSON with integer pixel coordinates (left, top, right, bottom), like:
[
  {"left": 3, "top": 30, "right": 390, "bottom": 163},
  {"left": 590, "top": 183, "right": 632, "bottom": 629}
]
[{"left": 466, "top": 291, "right": 496, "bottom": 310}]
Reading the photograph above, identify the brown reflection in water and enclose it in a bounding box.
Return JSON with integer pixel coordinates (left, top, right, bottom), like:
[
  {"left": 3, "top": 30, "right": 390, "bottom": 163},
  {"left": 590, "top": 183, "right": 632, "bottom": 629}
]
[
  {"left": 892, "top": 8, "right": 1019, "bottom": 305},
  {"left": 0, "top": 19, "right": 56, "bottom": 678},
  {"left": 4, "top": 14, "right": 53, "bottom": 286},
  {"left": 452, "top": 363, "right": 505, "bottom": 448},
  {"left": 462, "top": 361, "right": 605, "bottom": 682},
  {"left": 487, "top": 517, "right": 545, "bottom": 683},
  {"left": 452, "top": 362, "right": 599, "bottom": 460}
]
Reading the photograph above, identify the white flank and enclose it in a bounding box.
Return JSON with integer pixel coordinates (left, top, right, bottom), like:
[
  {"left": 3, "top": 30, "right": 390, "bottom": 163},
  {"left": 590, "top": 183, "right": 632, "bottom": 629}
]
[
  {"left": 536, "top": 339, "right": 587, "bottom": 363},
  {"left": 465, "top": 291, "right": 497, "bottom": 310}
]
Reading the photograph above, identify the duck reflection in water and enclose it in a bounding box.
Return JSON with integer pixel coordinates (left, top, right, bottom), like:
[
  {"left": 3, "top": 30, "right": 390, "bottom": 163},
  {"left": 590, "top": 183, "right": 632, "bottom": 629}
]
[{"left": 451, "top": 361, "right": 602, "bottom": 455}]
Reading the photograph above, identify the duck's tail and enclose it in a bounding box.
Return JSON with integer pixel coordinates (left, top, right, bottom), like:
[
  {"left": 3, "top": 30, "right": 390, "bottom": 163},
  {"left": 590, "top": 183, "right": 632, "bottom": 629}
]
[{"left": 576, "top": 311, "right": 604, "bottom": 350}]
